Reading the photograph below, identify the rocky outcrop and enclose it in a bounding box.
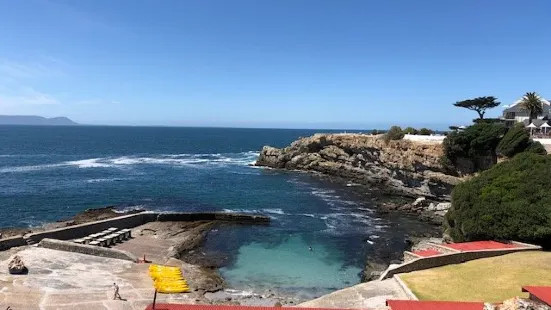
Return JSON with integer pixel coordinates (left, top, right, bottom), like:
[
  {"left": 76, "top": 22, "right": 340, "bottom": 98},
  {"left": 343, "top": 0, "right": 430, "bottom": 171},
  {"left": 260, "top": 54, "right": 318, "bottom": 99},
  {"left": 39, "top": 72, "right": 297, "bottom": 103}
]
[
  {"left": 8, "top": 255, "right": 28, "bottom": 274},
  {"left": 256, "top": 134, "right": 461, "bottom": 200}
]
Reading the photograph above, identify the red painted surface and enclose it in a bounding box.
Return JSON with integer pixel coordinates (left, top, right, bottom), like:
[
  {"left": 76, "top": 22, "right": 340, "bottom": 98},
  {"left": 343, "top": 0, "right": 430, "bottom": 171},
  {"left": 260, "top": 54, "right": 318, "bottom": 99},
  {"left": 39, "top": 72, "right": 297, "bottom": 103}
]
[
  {"left": 442, "top": 241, "right": 518, "bottom": 251},
  {"left": 522, "top": 286, "right": 551, "bottom": 305},
  {"left": 412, "top": 249, "right": 442, "bottom": 257},
  {"left": 387, "top": 300, "right": 484, "bottom": 310},
  {"left": 145, "top": 305, "right": 367, "bottom": 310}
]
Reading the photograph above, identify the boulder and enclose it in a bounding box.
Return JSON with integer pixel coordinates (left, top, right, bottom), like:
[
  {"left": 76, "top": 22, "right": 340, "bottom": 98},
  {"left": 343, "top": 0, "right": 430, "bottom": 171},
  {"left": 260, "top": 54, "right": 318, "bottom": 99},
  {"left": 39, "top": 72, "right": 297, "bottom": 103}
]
[
  {"left": 486, "top": 297, "right": 551, "bottom": 310},
  {"left": 428, "top": 202, "right": 452, "bottom": 212},
  {"left": 8, "top": 255, "right": 28, "bottom": 274}
]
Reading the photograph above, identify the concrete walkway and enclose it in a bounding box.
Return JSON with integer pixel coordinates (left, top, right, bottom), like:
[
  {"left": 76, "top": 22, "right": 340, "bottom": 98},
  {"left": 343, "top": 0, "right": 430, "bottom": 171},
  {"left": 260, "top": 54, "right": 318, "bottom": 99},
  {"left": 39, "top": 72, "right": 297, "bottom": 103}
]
[
  {"left": 0, "top": 247, "right": 195, "bottom": 310},
  {"left": 297, "top": 279, "right": 408, "bottom": 309}
]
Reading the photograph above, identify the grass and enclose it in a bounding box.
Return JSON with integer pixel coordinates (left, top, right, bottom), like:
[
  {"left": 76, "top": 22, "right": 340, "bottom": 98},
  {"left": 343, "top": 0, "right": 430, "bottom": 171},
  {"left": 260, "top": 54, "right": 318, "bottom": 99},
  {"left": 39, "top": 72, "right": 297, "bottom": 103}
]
[{"left": 399, "top": 251, "right": 551, "bottom": 303}]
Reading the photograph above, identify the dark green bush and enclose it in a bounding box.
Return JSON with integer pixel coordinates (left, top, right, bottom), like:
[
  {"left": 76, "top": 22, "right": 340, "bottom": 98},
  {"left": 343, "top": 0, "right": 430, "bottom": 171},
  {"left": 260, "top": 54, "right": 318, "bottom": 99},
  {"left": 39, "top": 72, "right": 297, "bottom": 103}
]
[
  {"left": 442, "top": 123, "right": 506, "bottom": 173},
  {"left": 418, "top": 128, "right": 433, "bottom": 135},
  {"left": 383, "top": 126, "right": 404, "bottom": 142},
  {"left": 527, "top": 141, "right": 547, "bottom": 155},
  {"left": 403, "top": 127, "right": 418, "bottom": 135},
  {"left": 472, "top": 118, "right": 503, "bottom": 124},
  {"left": 445, "top": 152, "right": 551, "bottom": 248},
  {"left": 496, "top": 124, "right": 531, "bottom": 158}
]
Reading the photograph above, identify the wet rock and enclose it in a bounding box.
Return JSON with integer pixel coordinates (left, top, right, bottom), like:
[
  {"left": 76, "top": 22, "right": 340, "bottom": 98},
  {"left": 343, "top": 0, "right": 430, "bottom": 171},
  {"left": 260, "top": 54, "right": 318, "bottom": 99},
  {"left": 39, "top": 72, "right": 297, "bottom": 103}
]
[{"left": 8, "top": 255, "right": 28, "bottom": 274}]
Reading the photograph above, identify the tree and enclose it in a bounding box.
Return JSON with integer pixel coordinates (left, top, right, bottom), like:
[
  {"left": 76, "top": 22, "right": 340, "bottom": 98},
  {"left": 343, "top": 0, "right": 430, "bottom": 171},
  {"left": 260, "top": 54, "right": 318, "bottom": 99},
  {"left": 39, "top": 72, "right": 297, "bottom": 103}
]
[
  {"left": 441, "top": 123, "right": 506, "bottom": 174},
  {"left": 418, "top": 128, "right": 433, "bottom": 135},
  {"left": 383, "top": 126, "right": 404, "bottom": 142},
  {"left": 445, "top": 152, "right": 551, "bottom": 248},
  {"left": 518, "top": 92, "right": 545, "bottom": 124},
  {"left": 453, "top": 96, "right": 501, "bottom": 120},
  {"left": 403, "top": 127, "right": 418, "bottom": 135}
]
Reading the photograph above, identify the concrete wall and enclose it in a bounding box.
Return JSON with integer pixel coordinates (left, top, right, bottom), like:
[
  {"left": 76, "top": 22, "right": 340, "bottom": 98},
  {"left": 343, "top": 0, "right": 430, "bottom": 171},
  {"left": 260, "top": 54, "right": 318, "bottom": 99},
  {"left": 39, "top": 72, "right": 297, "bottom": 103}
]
[
  {"left": 380, "top": 245, "right": 541, "bottom": 280},
  {"left": 26, "top": 212, "right": 157, "bottom": 244},
  {"left": 156, "top": 212, "right": 270, "bottom": 223},
  {"left": 0, "top": 235, "right": 27, "bottom": 250},
  {"left": 38, "top": 238, "right": 137, "bottom": 262},
  {"left": 403, "top": 134, "right": 445, "bottom": 143}
]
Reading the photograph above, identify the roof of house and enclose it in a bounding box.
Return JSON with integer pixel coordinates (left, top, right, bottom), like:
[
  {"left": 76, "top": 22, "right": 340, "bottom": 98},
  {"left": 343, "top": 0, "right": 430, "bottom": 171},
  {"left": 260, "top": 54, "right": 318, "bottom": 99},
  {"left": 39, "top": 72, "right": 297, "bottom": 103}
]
[
  {"left": 523, "top": 118, "right": 550, "bottom": 127},
  {"left": 144, "top": 305, "right": 366, "bottom": 310},
  {"left": 522, "top": 286, "right": 551, "bottom": 305},
  {"left": 387, "top": 300, "right": 484, "bottom": 310},
  {"left": 504, "top": 96, "right": 551, "bottom": 114},
  {"left": 442, "top": 241, "right": 518, "bottom": 251}
]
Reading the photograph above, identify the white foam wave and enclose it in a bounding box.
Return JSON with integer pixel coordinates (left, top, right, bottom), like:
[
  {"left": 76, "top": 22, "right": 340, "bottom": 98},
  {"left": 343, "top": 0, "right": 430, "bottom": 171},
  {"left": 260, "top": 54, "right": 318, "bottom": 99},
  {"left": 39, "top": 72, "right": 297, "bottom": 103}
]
[
  {"left": 263, "top": 208, "right": 285, "bottom": 215},
  {"left": 67, "top": 158, "right": 112, "bottom": 168},
  {"left": 85, "top": 177, "right": 129, "bottom": 183},
  {"left": 0, "top": 151, "right": 260, "bottom": 173}
]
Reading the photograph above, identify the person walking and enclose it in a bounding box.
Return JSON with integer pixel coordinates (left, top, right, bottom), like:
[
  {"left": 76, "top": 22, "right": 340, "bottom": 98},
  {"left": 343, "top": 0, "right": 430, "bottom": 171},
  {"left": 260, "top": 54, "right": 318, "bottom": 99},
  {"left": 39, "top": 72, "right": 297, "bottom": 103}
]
[{"left": 113, "top": 282, "right": 122, "bottom": 300}]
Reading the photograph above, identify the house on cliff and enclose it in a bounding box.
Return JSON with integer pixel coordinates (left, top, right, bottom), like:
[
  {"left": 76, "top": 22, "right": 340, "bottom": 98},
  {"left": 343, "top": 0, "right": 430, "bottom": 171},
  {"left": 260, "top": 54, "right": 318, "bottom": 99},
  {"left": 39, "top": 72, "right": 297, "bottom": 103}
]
[{"left": 501, "top": 95, "right": 551, "bottom": 127}]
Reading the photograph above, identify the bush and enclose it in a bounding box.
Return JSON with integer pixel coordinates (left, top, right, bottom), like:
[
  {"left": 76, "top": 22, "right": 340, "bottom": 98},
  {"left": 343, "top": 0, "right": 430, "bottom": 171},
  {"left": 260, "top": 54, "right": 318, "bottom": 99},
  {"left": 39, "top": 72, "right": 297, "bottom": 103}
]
[
  {"left": 473, "top": 118, "right": 503, "bottom": 124},
  {"left": 383, "top": 126, "right": 404, "bottom": 142},
  {"left": 527, "top": 141, "right": 547, "bottom": 155},
  {"left": 445, "top": 152, "right": 551, "bottom": 248},
  {"left": 403, "top": 127, "right": 418, "bottom": 135},
  {"left": 418, "top": 128, "right": 433, "bottom": 135},
  {"left": 442, "top": 123, "right": 506, "bottom": 173},
  {"left": 496, "top": 124, "right": 531, "bottom": 158}
]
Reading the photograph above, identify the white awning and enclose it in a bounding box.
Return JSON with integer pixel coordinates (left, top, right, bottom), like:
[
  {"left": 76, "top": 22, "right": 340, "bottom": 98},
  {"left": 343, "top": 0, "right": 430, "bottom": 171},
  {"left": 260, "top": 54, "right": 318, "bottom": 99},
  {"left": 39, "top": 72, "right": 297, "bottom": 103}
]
[
  {"left": 541, "top": 122, "right": 551, "bottom": 128},
  {"left": 527, "top": 123, "right": 538, "bottom": 128}
]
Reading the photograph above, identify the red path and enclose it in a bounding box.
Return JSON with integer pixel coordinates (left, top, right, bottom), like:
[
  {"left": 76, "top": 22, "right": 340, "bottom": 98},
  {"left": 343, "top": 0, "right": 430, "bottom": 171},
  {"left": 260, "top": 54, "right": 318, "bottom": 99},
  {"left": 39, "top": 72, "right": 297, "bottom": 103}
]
[
  {"left": 387, "top": 300, "right": 484, "bottom": 310},
  {"left": 411, "top": 249, "right": 442, "bottom": 257},
  {"left": 443, "top": 241, "right": 518, "bottom": 251}
]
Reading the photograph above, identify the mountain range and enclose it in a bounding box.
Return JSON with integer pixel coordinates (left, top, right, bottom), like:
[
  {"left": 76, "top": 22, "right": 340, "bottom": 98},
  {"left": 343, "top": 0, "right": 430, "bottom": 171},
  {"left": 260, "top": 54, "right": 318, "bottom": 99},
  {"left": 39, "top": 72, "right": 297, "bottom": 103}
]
[{"left": 0, "top": 115, "right": 78, "bottom": 126}]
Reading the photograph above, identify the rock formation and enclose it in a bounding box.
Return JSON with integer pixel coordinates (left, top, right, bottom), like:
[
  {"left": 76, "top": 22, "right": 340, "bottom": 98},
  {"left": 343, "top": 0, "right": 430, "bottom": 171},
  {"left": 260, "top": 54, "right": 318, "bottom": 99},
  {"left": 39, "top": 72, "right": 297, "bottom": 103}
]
[
  {"left": 8, "top": 255, "right": 28, "bottom": 274},
  {"left": 255, "top": 134, "right": 461, "bottom": 200}
]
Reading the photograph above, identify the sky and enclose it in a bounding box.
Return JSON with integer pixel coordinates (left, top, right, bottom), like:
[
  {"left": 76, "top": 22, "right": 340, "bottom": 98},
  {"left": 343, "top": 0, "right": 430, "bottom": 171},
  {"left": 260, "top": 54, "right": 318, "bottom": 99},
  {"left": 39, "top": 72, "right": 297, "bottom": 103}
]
[{"left": 0, "top": 0, "right": 550, "bottom": 129}]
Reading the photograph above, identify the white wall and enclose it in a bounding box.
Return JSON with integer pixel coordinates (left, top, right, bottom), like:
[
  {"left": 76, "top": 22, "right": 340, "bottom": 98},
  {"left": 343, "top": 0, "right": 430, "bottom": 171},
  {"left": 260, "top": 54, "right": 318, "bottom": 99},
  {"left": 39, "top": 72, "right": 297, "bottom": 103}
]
[{"left": 403, "top": 134, "right": 445, "bottom": 143}]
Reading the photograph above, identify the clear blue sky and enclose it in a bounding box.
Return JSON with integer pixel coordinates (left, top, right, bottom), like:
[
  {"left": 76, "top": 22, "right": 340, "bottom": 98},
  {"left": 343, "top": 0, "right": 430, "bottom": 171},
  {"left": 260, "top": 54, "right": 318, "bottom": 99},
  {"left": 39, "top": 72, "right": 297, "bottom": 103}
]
[{"left": 0, "top": 0, "right": 550, "bottom": 129}]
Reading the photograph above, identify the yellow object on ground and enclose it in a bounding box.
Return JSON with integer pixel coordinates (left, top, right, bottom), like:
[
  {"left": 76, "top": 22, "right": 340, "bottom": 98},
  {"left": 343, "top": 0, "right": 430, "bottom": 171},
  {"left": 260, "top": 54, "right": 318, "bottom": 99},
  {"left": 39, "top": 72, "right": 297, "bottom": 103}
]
[
  {"left": 400, "top": 251, "right": 551, "bottom": 303},
  {"left": 148, "top": 264, "right": 189, "bottom": 293}
]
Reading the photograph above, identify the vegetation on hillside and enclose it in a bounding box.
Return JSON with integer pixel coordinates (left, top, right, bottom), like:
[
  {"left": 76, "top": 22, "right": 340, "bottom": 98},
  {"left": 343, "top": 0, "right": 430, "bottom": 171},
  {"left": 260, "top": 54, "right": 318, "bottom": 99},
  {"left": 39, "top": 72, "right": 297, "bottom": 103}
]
[
  {"left": 495, "top": 123, "right": 544, "bottom": 158},
  {"left": 383, "top": 125, "right": 404, "bottom": 142},
  {"left": 445, "top": 152, "right": 551, "bottom": 248},
  {"left": 441, "top": 123, "right": 507, "bottom": 173}
]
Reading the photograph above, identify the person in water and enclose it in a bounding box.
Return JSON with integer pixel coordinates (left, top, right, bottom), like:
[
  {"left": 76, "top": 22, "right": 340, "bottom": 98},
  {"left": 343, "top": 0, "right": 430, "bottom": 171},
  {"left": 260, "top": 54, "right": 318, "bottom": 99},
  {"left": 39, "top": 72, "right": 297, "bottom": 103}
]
[{"left": 308, "top": 246, "right": 313, "bottom": 251}]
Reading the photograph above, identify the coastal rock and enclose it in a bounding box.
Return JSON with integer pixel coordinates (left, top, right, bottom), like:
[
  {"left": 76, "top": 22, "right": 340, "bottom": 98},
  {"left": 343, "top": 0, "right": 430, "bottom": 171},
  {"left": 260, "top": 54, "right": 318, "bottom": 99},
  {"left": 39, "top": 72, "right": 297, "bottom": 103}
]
[
  {"left": 8, "top": 255, "right": 28, "bottom": 274},
  {"left": 428, "top": 202, "right": 451, "bottom": 212},
  {"left": 486, "top": 297, "right": 551, "bottom": 310},
  {"left": 255, "top": 134, "right": 460, "bottom": 200}
]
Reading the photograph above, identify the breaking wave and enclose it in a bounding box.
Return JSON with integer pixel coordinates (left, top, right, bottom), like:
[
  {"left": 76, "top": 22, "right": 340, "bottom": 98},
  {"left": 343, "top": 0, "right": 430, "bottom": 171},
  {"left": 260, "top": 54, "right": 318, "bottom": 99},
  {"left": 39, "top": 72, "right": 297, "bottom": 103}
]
[{"left": 0, "top": 151, "right": 259, "bottom": 173}]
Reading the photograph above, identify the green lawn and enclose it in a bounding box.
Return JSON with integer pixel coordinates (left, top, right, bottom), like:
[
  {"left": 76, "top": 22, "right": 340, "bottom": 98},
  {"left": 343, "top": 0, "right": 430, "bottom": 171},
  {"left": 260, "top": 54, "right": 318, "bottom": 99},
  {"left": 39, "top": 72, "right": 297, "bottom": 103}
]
[{"left": 400, "top": 251, "right": 551, "bottom": 303}]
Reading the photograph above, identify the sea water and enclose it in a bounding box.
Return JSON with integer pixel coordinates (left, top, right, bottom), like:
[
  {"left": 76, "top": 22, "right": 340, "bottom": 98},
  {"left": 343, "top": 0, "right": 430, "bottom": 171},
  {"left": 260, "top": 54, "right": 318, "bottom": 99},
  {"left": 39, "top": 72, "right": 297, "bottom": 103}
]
[{"left": 0, "top": 126, "right": 435, "bottom": 299}]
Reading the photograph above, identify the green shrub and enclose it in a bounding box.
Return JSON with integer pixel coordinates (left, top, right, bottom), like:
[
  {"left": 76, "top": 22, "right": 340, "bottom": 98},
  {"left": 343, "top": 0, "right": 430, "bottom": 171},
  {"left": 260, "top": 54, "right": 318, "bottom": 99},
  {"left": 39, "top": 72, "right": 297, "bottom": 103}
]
[
  {"left": 445, "top": 152, "right": 551, "bottom": 248},
  {"left": 496, "top": 124, "right": 531, "bottom": 158},
  {"left": 442, "top": 123, "right": 506, "bottom": 173},
  {"left": 403, "top": 127, "right": 418, "bottom": 135},
  {"left": 383, "top": 126, "right": 404, "bottom": 142},
  {"left": 418, "top": 128, "right": 433, "bottom": 135},
  {"left": 527, "top": 141, "right": 547, "bottom": 155}
]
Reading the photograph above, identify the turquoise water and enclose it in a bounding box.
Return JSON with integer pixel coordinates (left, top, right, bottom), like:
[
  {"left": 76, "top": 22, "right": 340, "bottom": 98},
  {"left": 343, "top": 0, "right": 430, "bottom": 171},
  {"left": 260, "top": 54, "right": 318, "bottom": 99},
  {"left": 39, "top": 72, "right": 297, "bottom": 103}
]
[{"left": 0, "top": 125, "right": 435, "bottom": 299}]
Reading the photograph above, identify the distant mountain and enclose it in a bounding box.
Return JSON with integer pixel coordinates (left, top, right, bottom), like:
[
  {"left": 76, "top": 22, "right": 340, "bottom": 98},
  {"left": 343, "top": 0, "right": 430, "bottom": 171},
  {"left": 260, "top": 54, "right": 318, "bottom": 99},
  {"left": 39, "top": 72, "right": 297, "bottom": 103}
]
[{"left": 0, "top": 115, "right": 78, "bottom": 126}]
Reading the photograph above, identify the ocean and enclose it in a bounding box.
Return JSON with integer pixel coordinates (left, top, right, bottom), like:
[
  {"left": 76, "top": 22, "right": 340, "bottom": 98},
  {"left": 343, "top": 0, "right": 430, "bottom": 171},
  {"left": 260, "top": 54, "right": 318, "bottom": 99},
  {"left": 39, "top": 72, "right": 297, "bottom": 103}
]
[{"left": 0, "top": 125, "right": 435, "bottom": 300}]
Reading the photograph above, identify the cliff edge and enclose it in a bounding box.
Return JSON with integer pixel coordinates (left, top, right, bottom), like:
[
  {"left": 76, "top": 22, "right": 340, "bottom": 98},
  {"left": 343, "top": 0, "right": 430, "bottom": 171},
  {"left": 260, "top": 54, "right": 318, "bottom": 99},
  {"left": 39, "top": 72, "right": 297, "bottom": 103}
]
[{"left": 255, "top": 134, "right": 460, "bottom": 200}]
